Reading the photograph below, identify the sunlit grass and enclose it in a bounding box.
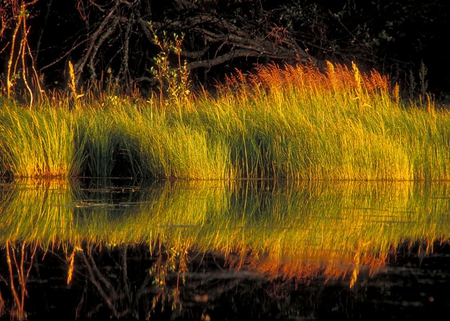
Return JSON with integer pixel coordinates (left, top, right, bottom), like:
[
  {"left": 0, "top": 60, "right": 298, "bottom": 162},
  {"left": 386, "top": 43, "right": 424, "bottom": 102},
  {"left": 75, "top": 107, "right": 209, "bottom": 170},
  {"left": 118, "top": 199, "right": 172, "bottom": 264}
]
[
  {"left": 200, "top": 63, "right": 445, "bottom": 180},
  {"left": 0, "top": 105, "right": 86, "bottom": 177},
  {"left": 1, "top": 61, "right": 450, "bottom": 179}
]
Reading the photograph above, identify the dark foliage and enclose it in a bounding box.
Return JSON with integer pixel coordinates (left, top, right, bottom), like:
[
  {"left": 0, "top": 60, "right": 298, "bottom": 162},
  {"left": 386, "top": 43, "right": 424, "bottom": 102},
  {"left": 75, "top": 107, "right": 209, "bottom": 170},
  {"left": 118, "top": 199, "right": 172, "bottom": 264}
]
[{"left": 0, "top": 0, "right": 449, "bottom": 100}]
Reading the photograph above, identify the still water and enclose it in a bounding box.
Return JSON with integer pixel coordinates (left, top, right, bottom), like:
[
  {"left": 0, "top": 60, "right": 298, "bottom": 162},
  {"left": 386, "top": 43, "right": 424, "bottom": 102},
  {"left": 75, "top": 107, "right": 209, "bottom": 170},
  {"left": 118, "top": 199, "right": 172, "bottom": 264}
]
[{"left": 0, "top": 178, "right": 450, "bottom": 320}]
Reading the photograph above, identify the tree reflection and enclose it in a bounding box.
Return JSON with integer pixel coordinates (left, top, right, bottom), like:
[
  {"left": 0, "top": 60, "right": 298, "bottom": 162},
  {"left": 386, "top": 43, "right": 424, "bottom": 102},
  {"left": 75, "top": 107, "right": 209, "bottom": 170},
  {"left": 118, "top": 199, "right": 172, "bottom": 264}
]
[
  {"left": 2, "top": 241, "right": 38, "bottom": 320},
  {"left": 56, "top": 241, "right": 387, "bottom": 319},
  {"left": 0, "top": 238, "right": 448, "bottom": 320}
]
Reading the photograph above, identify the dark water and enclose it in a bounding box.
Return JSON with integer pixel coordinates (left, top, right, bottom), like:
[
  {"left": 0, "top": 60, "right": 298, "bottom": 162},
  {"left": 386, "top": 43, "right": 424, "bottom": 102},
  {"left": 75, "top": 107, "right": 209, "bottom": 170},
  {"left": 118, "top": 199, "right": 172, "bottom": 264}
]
[
  {"left": 1, "top": 242, "right": 450, "bottom": 320},
  {"left": 1, "top": 179, "right": 450, "bottom": 320}
]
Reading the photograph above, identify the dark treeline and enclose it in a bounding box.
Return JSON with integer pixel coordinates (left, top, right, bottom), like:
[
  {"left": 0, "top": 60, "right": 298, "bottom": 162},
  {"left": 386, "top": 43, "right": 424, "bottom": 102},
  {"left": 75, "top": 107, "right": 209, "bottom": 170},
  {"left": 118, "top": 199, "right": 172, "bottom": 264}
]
[{"left": 1, "top": 0, "right": 449, "bottom": 102}]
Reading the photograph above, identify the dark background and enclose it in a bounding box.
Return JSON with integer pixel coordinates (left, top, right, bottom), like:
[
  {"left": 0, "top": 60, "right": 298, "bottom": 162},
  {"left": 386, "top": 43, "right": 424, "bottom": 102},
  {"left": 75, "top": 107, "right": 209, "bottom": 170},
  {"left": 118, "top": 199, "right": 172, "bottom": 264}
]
[{"left": 1, "top": 0, "right": 449, "bottom": 101}]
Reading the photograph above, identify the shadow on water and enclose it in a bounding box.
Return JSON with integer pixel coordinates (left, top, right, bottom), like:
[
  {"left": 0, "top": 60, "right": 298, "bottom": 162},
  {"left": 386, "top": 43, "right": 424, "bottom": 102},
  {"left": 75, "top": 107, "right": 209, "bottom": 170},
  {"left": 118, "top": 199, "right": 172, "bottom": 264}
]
[{"left": 1, "top": 178, "right": 450, "bottom": 320}]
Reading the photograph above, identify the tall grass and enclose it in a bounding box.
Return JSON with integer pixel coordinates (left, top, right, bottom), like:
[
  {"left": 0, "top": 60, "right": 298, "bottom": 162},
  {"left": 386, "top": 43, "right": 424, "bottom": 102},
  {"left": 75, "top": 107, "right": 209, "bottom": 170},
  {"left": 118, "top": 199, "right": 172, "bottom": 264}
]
[
  {"left": 0, "top": 105, "right": 86, "bottom": 177},
  {"left": 78, "top": 107, "right": 129, "bottom": 177},
  {"left": 190, "top": 62, "right": 450, "bottom": 180},
  {"left": 174, "top": 62, "right": 450, "bottom": 181},
  {"left": 1, "top": 61, "right": 450, "bottom": 180}
]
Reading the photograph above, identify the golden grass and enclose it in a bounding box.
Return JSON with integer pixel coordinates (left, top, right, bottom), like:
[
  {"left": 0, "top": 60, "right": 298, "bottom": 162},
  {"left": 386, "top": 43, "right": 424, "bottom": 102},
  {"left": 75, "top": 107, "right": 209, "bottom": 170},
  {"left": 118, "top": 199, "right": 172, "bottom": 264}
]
[
  {"left": 0, "top": 106, "right": 86, "bottom": 177},
  {"left": 1, "top": 61, "right": 450, "bottom": 180}
]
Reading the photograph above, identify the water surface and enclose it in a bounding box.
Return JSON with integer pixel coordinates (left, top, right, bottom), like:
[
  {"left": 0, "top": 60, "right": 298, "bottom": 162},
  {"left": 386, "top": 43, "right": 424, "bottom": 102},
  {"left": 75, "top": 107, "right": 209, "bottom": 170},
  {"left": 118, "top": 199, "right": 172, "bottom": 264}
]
[{"left": 1, "top": 179, "right": 449, "bottom": 320}]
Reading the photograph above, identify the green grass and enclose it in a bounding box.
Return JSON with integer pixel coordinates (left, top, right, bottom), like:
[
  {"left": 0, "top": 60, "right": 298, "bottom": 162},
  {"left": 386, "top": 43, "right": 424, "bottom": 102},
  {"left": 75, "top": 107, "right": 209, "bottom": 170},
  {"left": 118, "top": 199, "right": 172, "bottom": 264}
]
[
  {"left": 0, "top": 105, "right": 86, "bottom": 177},
  {"left": 1, "top": 62, "right": 450, "bottom": 180}
]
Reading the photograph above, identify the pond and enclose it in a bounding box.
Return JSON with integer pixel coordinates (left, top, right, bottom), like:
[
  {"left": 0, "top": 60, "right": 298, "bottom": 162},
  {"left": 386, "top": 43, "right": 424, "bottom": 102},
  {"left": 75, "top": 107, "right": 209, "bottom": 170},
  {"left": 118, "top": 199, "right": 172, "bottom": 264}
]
[{"left": 1, "top": 178, "right": 450, "bottom": 320}]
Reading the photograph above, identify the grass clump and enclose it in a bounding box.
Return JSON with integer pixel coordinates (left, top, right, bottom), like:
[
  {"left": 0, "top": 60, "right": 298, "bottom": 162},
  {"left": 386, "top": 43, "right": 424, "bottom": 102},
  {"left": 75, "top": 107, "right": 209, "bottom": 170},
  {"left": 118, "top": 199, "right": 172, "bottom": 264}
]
[
  {"left": 0, "top": 60, "right": 450, "bottom": 180},
  {"left": 0, "top": 105, "right": 86, "bottom": 178},
  {"left": 186, "top": 62, "right": 449, "bottom": 181}
]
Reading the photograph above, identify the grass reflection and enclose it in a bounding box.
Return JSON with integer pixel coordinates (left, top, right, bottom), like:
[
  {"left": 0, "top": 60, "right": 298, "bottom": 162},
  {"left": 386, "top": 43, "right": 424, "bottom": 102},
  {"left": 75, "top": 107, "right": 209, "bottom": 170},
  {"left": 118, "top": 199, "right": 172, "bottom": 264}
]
[
  {"left": 1, "top": 179, "right": 450, "bottom": 287},
  {"left": 0, "top": 179, "right": 78, "bottom": 246}
]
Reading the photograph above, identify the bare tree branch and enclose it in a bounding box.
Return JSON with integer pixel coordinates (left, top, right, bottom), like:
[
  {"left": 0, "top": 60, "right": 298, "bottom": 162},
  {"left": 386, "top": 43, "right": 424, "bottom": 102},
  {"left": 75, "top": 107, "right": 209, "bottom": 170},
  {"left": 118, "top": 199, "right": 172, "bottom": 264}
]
[{"left": 75, "top": 0, "right": 120, "bottom": 83}]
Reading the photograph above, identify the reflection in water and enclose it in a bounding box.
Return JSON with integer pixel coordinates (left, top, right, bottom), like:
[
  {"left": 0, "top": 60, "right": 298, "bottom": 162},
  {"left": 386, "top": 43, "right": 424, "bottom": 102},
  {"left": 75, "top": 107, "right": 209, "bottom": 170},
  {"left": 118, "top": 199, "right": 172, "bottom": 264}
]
[
  {"left": 0, "top": 179, "right": 450, "bottom": 319},
  {"left": 2, "top": 241, "right": 38, "bottom": 320}
]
